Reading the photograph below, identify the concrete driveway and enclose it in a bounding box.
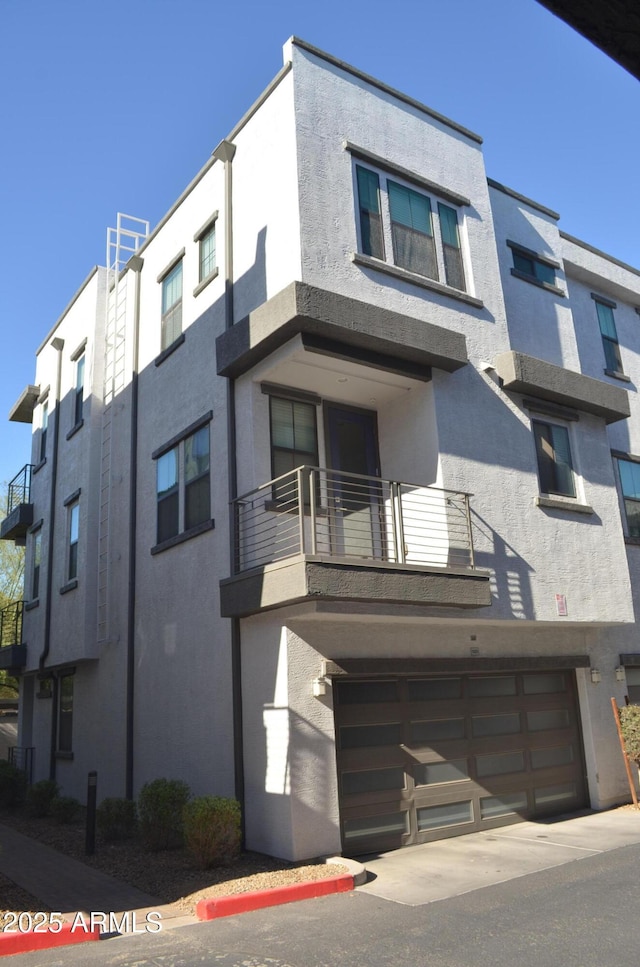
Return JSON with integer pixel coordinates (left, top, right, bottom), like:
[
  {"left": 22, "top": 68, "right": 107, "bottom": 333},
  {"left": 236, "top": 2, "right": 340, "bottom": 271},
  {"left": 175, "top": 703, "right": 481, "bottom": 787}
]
[{"left": 358, "top": 807, "right": 640, "bottom": 905}]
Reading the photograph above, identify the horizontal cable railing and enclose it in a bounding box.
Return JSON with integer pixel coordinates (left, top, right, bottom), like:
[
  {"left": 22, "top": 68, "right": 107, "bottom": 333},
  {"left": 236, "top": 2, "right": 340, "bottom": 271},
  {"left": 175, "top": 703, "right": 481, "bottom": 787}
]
[
  {"left": 0, "top": 601, "right": 23, "bottom": 648},
  {"left": 6, "top": 464, "right": 34, "bottom": 516},
  {"left": 233, "top": 466, "right": 475, "bottom": 574}
]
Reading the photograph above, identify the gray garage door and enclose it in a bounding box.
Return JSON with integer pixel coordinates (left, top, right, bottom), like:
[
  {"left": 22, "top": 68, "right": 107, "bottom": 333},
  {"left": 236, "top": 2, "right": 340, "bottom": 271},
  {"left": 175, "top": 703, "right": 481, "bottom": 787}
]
[{"left": 334, "top": 671, "right": 587, "bottom": 855}]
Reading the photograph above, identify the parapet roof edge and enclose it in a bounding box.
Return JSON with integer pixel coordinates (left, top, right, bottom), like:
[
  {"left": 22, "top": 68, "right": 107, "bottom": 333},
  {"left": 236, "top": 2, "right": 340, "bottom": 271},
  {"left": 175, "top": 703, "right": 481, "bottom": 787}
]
[
  {"left": 290, "top": 37, "right": 483, "bottom": 146},
  {"left": 560, "top": 231, "right": 640, "bottom": 280},
  {"left": 487, "top": 177, "right": 560, "bottom": 221},
  {"left": 36, "top": 266, "right": 100, "bottom": 356}
]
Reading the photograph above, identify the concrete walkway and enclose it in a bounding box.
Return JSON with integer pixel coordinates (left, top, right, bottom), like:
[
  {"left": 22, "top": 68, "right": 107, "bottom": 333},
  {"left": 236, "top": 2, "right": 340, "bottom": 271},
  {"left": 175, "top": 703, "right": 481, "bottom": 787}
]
[
  {"left": 358, "top": 807, "right": 640, "bottom": 905},
  {"left": 0, "top": 824, "right": 197, "bottom": 933}
]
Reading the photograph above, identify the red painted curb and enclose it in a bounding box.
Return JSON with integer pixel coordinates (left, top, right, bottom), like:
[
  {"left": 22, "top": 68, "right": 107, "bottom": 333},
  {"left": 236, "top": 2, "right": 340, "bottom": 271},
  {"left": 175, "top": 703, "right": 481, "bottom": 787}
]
[
  {"left": 196, "top": 872, "right": 354, "bottom": 920},
  {"left": 0, "top": 922, "right": 100, "bottom": 957}
]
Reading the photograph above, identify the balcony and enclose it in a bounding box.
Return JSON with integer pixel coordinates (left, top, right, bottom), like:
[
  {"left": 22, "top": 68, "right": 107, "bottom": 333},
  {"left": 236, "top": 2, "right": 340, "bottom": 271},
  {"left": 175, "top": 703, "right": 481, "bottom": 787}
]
[
  {"left": 0, "top": 601, "right": 26, "bottom": 673},
  {"left": 220, "top": 467, "right": 491, "bottom": 618},
  {"left": 0, "top": 464, "right": 34, "bottom": 543}
]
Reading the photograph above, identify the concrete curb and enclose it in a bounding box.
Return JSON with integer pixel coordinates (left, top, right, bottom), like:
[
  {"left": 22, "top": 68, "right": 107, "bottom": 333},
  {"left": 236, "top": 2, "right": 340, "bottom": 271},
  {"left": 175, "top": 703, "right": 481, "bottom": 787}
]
[
  {"left": 196, "top": 872, "right": 355, "bottom": 921},
  {"left": 0, "top": 922, "right": 100, "bottom": 957}
]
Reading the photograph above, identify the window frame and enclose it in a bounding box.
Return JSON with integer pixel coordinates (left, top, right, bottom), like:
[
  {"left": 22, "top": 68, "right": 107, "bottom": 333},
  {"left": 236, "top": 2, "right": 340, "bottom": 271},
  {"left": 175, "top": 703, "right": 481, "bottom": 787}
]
[
  {"left": 507, "top": 240, "right": 562, "bottom": 293},
  {"left": 67, "top": 501, "right": 80, "bottom": 581},
  {"left": 269, "top": 395, "right": 319, "bottom": 507},
  {"left": 353, "top": 158, "right": 470, "bottom": 295},
  {"left": 614, "top": 454, "right": 640, "bottom": 539},
  {"left": 158, "top": 251, "right": 184, "bottom": 351},
  {"left": 39, "top": 401, "right": 48, "bottom": 463},
  {"left": 532, "top": 419, "right": 576, "bottom": 499},
  {"left": 32, "top": 528, "right": 42, "bottom": 600},
  {"left": 152, "top": 414, "right": 213, "bottom": 551},
  {"left": 193, "top": 212, "right": 219, "bottom": 296},
  {"left": 593, "top": 296, "right": 624, "bottom": 377},
  {"left": 73, "top": 352, "right": 85, "bottom": 427}
]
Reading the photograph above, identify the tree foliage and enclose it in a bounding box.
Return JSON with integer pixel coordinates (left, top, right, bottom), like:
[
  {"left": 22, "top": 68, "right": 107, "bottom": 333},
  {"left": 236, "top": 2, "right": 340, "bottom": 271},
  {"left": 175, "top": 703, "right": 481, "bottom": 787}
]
[
  {"left": 0, "top": 493, "right": 25, "bottom": 609},
  {"left": 0, "top": 491, "right": 25, "bottom": 694}
]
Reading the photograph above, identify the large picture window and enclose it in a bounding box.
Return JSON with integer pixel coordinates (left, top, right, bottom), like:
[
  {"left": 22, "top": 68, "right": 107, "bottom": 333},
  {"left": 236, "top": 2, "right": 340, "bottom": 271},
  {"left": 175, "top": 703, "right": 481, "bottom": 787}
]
[{"left": 354, "top": 161, "right": 468, "bottom": 292}]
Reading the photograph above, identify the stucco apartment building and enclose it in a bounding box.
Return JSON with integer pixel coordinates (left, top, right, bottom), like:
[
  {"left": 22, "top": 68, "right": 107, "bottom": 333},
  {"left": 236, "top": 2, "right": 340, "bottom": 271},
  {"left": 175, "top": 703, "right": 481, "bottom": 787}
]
[{"left": 2, "top": 38, "right": 640, "bottom": 861}]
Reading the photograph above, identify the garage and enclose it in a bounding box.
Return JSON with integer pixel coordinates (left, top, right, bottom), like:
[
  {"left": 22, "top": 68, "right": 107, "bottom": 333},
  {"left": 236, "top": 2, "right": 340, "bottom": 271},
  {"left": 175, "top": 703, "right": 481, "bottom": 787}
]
[{"left": 334, "top": 669, "right": 587, "bottom": 855}]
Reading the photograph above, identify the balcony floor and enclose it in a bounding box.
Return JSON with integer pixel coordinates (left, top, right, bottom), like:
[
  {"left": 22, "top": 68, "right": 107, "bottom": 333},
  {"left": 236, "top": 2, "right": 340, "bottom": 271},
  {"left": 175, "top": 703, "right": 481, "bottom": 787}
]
[{"left": 220, "top": 554, "right": 492, "bottom": 618}]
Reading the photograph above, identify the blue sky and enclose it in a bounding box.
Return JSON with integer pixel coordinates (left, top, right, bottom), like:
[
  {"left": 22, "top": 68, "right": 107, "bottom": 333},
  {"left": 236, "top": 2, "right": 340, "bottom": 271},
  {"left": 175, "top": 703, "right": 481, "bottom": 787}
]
[{"left": 0, "top": 0, "right": 638, "bottom": 488}]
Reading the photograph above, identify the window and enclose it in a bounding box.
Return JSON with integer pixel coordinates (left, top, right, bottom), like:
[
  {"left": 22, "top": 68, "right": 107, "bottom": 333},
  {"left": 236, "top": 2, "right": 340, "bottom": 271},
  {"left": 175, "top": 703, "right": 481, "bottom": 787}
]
[
  {"left": 594, "top": 298, "right": 624, "bottom": 375},
  {"left": 626, "top": 667, "right": 640, "bottom": 703},
  {"left": 533, "top": 421, "right": 576, "bottom": 498},
  {"left": 184, "top": 427, "right": 210, "bottom": 530},
  {"left": 40, "top": 401, "right": 48, "bottom": 462},
  {"left": 154, "top": 417, "right": 212, "bottom": 547},
  {"left": 199, "top": 225, "right": 216, "bottom": 283},
  {"left": 616, "top": 457, "right": 640, "bottom": 538},
  {"left": 356, "top": 166, "right": 384, "bottom": 260},
  {"left": 355, "top": 162, "right": 467, "bottom": 292},
  {"left": 161, "top": 260, "right": 183, "bottom": 350},
  {"left": 68, "top": 502, "right": 79, "bottom": 580},
  {"left": 74, "top": 353, "right": 85, "bottom": 425},
  {"left": 58, "top": 673, "right": 73, "bottom": 753},
  {"left": 32, "top": 529, "right": 41, "bottom": 599},
  {"left": 269, "top": 397, "right": 318, "bottom": 505},
  {"left": 157, "top": 448, "right": 179, "bottom": 543},
  {"left": 509, "top": 243, "right": 558, "bottom": 288}
]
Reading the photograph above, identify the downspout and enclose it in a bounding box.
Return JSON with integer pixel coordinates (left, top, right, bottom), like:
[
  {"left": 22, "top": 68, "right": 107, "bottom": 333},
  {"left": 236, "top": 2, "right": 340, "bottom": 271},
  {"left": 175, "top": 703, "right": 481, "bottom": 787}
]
[
  {"left": 125, "top": 256, "right": 144, "bottom": 800},
  {"left": 212, "top": 139, "right": 245, "bottom": 829},
  {"left": 39, "top": 336, "right": 64, "bottom": 781}
]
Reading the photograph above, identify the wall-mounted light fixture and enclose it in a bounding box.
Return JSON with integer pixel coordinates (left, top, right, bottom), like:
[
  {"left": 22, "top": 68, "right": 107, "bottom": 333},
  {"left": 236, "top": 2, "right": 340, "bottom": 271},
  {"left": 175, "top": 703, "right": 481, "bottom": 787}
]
[
  {"left": 590, "top": 668, "right": 601, "bottom": 684},
  {"left": 615, "top": 666, "right": 626, "bottom": 683},
  {"left": 312, "top": 677, "right": 327, "bottom": 697}
]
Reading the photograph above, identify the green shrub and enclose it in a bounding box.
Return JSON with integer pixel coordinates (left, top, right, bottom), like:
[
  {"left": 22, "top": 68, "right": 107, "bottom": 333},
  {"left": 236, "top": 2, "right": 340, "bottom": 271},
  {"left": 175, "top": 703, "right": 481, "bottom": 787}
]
[
  {"left": 138, "top": 778, "right": 190, "bottom": 851},
  {"left": 96, "top": 797, "right": 137, "bottom": 841},
  {"left": 26, "top": 779, "right": 59, "bottom": 817},
  {"left": 619, "top": 704, "right": 640, "bottom": 765},
  {"left": 0, "top": 761, "right": 27, "bottom": 809},
  {"left": 50, "top": 795, "right": 81, "bottom": 824},
  {"left": 182, "top": 796, "right": 241, "bottom": 869}
]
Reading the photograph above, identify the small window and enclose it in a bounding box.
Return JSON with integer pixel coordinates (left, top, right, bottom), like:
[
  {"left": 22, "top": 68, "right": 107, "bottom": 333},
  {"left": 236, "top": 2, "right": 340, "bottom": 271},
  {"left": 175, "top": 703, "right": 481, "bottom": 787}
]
[
  {"left": 616, "top": 457, "right": 640, "bottom": 538},
  {"left": 161, "top": 261, "right": 183, "bottom": 350},
  {"left": 438, "top": 203, "right": 465, "bottom": 291},
  {"left": 388, "top": 180, "right": 437, "bottom": 280},
  {"left": 511, "top": 246, "right": 557, "bottom": 287},
  {"left": 32, "top": 529, "right": 42, "bottom": 599},
  {"left": 595, "top": 299, "right": 624, "bottom": 375},
  {"left": 40, "top": 402, "right": 48, "bottom": 462},
  {"left": 156, "top": 448, "right": 179, "bottom": 543},
  {"left": 74, "top": 353, "right": 85, "bottom": 426},
  {"left": 626, "top": 667, "right": 640, "bottom": 703},
  {"left": 269, "top": 397, "right": 318, "bottom": 505},
  {"left": 533, "top": 421, "right": 576, "bottom": 498},
  {"left": 68, "top": 503, "right": 79, "bottom": 581},
  {"left": 356, "top": 166, "right": 384, "bottom": 260},
  {"left": 199, "top": 225, "right": 216, "bottom": 283},
  {"left": 184, "top": 426, "right": 210, "bottom": 530},
  {"left": 58, "top": 673, "right": 73, "bottom": 753},
  {"left": 153, "top": 419, "right": 212, "bottom": 547}
]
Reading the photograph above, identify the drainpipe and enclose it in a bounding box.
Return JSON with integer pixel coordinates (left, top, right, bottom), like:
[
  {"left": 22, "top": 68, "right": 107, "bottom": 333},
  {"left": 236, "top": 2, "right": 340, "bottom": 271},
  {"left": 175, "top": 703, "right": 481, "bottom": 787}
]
[
  {"left": 125, "top": 256, "right": 144, "bottom": 800},
  {"left": 212, "top": 139, "right": 245, "bottom": 829},
  {"left": 39, "top": 336, "right": 64, "bottom": 780}
]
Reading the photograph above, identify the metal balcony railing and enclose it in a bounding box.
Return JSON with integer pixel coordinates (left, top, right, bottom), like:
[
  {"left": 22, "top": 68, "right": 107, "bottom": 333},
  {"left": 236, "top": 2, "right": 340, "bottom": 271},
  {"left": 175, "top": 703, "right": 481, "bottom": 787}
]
[
  {"left": 0, "top": 601, "right": 23, "bottom": 648},
  {"left": 232, "top": 466, "right": 476, "bottom": 575},
  {"left": 6, "top": 464, "right": 33, "bottom": 515}
]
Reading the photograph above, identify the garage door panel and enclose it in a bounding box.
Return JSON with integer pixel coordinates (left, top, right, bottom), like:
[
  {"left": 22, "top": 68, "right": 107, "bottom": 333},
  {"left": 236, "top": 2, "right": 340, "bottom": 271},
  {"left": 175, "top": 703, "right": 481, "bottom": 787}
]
[{"left": 335, "top": 671, "right": 586, "bottom": 855}]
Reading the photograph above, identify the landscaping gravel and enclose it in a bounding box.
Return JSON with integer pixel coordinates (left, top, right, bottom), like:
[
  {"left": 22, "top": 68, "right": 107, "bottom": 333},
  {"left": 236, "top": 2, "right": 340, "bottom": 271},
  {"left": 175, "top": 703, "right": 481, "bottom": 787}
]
[{"left": 0, "top": 810, "right": 347, "bottom": 918}]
